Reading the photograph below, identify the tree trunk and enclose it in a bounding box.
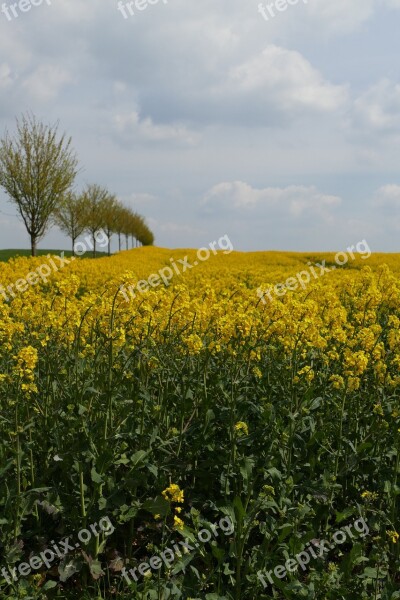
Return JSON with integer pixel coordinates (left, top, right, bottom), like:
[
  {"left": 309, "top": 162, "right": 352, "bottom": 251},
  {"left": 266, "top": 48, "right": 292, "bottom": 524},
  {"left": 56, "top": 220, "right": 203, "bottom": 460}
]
[
  {"left": 31, "top": 234, "right": 37, "bottom": 257},
  {"left": 118, "top": 233, "right": 121, "bottom": 252},
  {"left": 72, "top": 237, "right": 75, "bottom": 256},
  {"left": 125, "top": 234, "right": 128, "bottom": 250},
  {"left": 92, "top": 233, "right": 96, "bottom": 258}
]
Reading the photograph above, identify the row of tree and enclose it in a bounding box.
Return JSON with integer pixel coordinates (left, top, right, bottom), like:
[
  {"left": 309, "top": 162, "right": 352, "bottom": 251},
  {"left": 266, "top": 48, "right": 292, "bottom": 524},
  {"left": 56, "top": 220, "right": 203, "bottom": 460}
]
[
  {"left": 0, "top": 113, "right": 154, "bottom": 256},
  {"left": 55, "top": 186, "right": 154, "bottom": 256}
]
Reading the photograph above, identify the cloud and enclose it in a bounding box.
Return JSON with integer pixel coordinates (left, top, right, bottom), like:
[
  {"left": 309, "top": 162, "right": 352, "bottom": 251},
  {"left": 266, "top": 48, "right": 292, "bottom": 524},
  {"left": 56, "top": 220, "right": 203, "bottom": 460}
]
[
  {"left": 22, "top": 65, "right": 73, "bottom": 102},
  {"left": 0, "top": 63, "right": 13, "bottom": 89},
  {"left": 1, "top": 0, "right": 400, "bottom": 251},
  {"left": 370, "top": 184, "right": 400, "bottom": 232},
  {"left": 201, "top": 182, "right": 341, "bottom": 221},
  {"left": 147, "top": 217, "right": 205, "bottom": 238},
  {"left": 113, "top": 110, "right": 199, "bottom": 145},
  {"left": 124, "top": 192, "right": 157, "bottom": 206},
  {"left": 383, "top": 0, "right": 400, "bottom": 8},
  {"left": 305, "top": 0, "right": 375, "bottom": 35},
  {"left": 373, "top": 184, "right": 400, "bottom": 208},
  {"left": 186, "top": 45, "right": 349, "bottom": 127},
  {"left": 350, "top": 80, "right": 400, "bottom": 135},
  {"left": 49, "top": 0, "right": 98, "bottom": 22}
]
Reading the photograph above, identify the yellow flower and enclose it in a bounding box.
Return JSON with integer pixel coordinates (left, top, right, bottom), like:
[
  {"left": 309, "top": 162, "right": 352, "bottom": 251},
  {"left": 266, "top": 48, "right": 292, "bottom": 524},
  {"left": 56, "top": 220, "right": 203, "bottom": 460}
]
[
  {"left": 154, "top": 514, "right": 161, "bottom": 520},
  {"left": 162, "top": 483, "right": 184, "bottom": 503},
  {"left": 13, "top": 345, "right": 38, "bottom": 378},
  {"left": 175, "top": 507, "right": 182, "bottom": 513},
  {"left": 234, "top": 421, "right": 249, "bottom": 436},
  {"left": 173, "top": 515, "right": 184, "bottom": 530},
  {"left": 386, "top": 530, "right": 399, "bottom": 544},
  {"left": 347, "top": 376, "right": 360, "bottom": 391},
  {"left": 184, "top": 334, "right": 203, "bottom": 355},
  {"left": 373, "top": 404, "right": 384, "bottom": 416},
  {"left": 12, "top": 346, "right": 39, "bottom": 396},
  {"left": 297, "top": 365, "right": 315, "bottom": 382},
  {"left": 361, "top": 490, "right": 378, "bottom": 501},
  {"left": 329, "top": 374, "right": 345, "bottom": 389},
  {"left": 252, "top": 366, "right": 262, "bottom": 379}
]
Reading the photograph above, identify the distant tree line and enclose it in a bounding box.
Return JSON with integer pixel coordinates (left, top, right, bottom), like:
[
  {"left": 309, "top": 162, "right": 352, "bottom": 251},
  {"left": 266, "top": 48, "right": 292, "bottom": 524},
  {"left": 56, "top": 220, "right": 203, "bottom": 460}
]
[
  {"left": 0, "top": 113, "right": 154, "bottom": 256},
  {"left": 54, "top": 185, "right": 154, "bottom": 257}
]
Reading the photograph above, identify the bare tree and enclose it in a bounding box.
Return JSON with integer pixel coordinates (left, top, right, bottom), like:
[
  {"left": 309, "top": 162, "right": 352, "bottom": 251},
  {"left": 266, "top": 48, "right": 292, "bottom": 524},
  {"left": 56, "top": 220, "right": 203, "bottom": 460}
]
[
  {"left": 53, "top": 193, "right": 87, "bottom": 255},
  {"left": 0, "top": 113, "right": 79, "bottom": 256}
]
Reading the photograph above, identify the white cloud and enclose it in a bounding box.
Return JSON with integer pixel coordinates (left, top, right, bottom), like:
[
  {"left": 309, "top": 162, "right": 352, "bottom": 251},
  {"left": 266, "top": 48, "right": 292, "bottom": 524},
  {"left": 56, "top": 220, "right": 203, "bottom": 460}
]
[
  {"left": 351, "top": 80, "right": 400, "bottom": 134},
  {"left": 373, "top": 184, "right": 400, "bottom": 208},
  {"left": 114, "top": 110, "right": 199, "bottom": 145},
  {"left": 148, "top": 218, "right": 204, "bottom": 237},
  {"left": 383, "top": 0, "right": 400, "bottom": 8},
  {"left": 49, "top": 0, "right": 97, "bottom": 22},
  {"left": 124, "top": 192, "right": 157, "bottom": 207},
  {"left": 22, "top": 65, "right": 73, "bottom": 102},
  {"left": 371, "top": 184, "right": 400, "bottom": 232},
  {"left": 305, "top": 0, "right": 375, "bottom": 34},
  {"left": 220, "top": 45, "right": 347, "bottom": 115},
  {"left": 202, "top": 181, "right": 341, "bottom": 221},
  {"left": 0, "top": 63, "right": 13, "bottom": 89}
]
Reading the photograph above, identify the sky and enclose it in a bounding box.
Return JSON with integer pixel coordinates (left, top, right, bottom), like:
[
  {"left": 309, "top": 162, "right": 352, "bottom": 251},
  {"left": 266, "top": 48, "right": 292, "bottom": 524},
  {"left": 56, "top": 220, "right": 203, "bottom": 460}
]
[{"left": 0, "top": 0, "right": 400, "bottom": 253}]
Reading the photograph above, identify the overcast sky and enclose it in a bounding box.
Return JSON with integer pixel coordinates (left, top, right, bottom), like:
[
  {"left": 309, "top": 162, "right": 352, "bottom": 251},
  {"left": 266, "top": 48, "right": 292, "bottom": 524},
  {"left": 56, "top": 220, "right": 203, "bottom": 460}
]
[{"left": 1, "top": 0, "right": 400, "bottom": 252}]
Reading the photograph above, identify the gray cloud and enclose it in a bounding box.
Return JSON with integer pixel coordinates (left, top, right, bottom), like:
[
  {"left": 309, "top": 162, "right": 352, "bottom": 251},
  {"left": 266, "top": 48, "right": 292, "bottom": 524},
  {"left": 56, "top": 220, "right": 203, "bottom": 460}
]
[{"left": 0, "top": 0, "right": 400, "bottom": 251}]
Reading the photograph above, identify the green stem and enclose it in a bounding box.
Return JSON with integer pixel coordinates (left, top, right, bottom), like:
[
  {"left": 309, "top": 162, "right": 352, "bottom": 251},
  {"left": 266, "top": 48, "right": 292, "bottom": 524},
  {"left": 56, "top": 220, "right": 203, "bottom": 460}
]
[
  {"left": 79, "top": 466, "right": 86, "bottom": 524},
  {"left": 14, "top": 404, "right": 21, "bottom": 539}
]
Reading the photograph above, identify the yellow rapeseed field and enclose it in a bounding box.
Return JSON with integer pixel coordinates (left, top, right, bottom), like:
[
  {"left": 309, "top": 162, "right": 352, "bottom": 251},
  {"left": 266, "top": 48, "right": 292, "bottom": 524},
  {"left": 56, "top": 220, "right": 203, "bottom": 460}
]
[
  {"left": 0, "top": 247, "right": 399, "bottom": 599},
  {"left": 1, "top": 247, "right": 400, "bottom": 391}
]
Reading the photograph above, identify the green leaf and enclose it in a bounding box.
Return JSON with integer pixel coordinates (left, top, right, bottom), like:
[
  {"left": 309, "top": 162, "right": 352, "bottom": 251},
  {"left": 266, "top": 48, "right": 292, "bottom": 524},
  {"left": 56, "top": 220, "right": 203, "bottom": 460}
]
[
  {"left": 335, "top": 507, "right": 355, "bottom": 523},
  {"left": 142, "top": 495, "right": 170, "bottom": 517},
  {"left": 361, "top": 566, "right": 386, "bottom": 579},
  {"left": 58, "top": 558, "right": 79, "bottom": 582},
  {"left": 89, "top": 559, "right": 105, "bottom": 580},
  {"left": 239, "top": 457, "right": 254, "bottom": 483},
  {"left": 91, "top": 467, "right": 103, "bottom": 484},
  {"left": 42, "top": 580, "right": 58, "bottom": 590},
  {"left": 233, "top": 496, "right": 245, "bottom": 521},
  {"left": 130, "top": 450, "right": 148, "bottom": 467}
]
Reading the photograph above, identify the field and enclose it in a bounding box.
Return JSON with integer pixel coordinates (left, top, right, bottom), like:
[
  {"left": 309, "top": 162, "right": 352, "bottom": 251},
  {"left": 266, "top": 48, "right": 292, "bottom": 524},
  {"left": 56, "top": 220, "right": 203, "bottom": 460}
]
[
  {"left": 0, "top": 250, "right": 107, "bottom": 262},
  {"left": 0, "top": 246, "right": 399, "bottom": 600}
]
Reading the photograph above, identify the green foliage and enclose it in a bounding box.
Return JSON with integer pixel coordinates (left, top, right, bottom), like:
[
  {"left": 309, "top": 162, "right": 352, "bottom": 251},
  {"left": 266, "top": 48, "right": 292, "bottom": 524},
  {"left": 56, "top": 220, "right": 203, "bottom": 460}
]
[
  {"left": 0, "top": 113, "right": 79, "bottom": 256},
  {"left": 0, "top": 306, "right": 399, "bottom": 599}
]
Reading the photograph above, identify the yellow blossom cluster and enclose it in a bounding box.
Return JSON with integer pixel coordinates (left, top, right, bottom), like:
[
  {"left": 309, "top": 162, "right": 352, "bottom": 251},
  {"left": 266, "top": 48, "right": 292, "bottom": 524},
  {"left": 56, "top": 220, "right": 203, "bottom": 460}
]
[
  {"left": 0, "top": 247, "right": 400, "bottom": 399},
  {"left": 162, "top": 484, "right": 184, "bottom": 504},
  {"left": 234, "top": 422, "right": 249, "bottom": 436}
]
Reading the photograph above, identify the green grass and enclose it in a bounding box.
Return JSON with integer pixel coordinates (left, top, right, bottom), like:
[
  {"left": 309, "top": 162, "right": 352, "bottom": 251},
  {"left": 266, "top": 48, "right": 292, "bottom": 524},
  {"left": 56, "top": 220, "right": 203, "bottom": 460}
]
[{"left": 0, "top": 249, "right": 108, "bottom": 262}]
